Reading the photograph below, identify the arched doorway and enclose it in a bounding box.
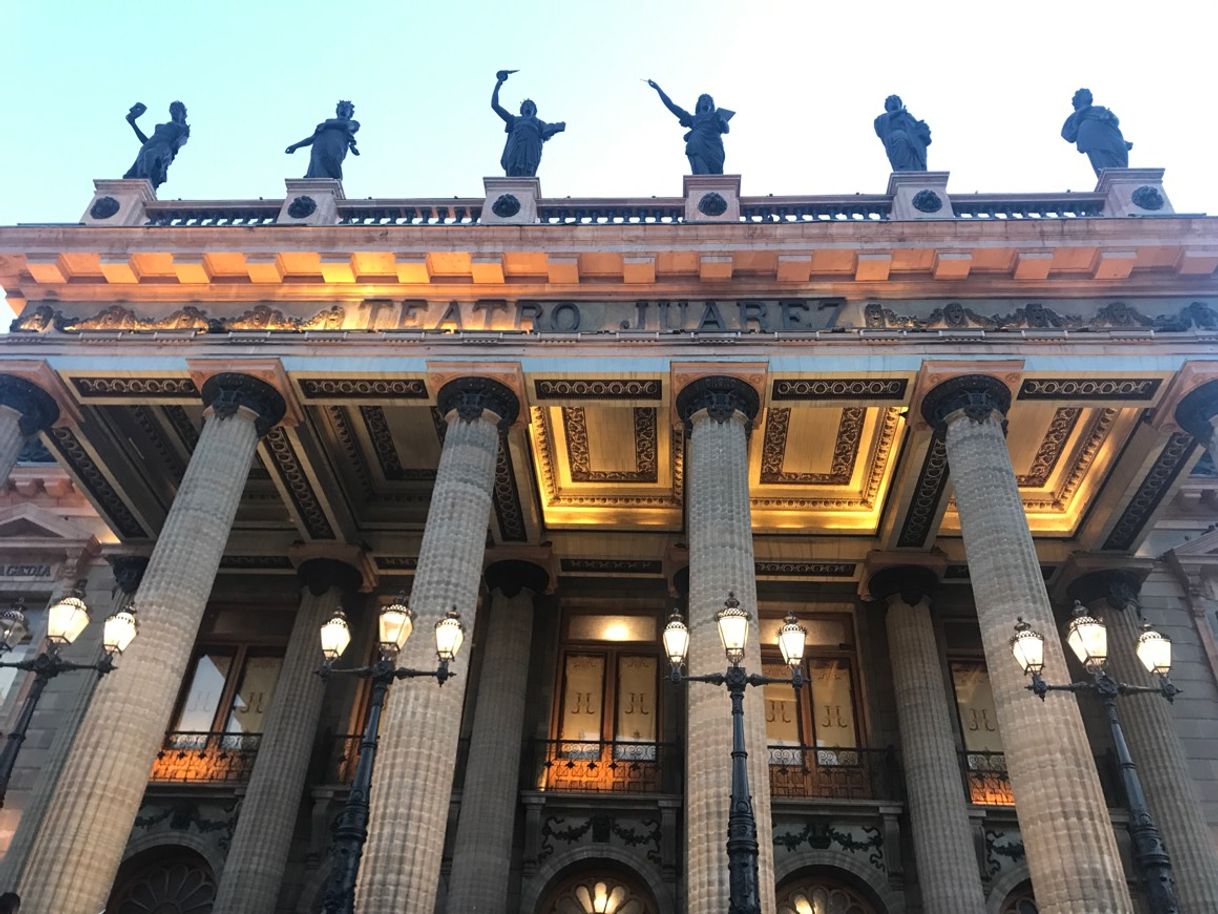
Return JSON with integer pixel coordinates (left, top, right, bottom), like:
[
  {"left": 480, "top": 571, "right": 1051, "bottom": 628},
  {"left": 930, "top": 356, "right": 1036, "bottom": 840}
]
[
  {"left": 999, "top": 881, "right": 1038, "bottom": 914},
  {"left": 776, "top": 873, "right": 880, "bottom": 914},
  {"left": 539, "top": 864, "right": 658, "bottom": 914},
  {"left": 107, "top": 846, "right": 216, "bottom": 914}
]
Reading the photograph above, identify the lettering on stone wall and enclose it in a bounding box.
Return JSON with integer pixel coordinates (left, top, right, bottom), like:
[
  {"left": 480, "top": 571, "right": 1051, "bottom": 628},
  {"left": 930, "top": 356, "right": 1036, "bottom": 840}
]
[{"left": 1, "top": 564, "right": 55, "bottom": 580}]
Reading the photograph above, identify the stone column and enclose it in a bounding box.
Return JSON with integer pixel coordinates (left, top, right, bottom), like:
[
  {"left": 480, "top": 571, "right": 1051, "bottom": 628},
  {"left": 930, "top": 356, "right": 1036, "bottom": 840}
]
[
  {"left": 922, "top": 375, "right": 1131, "bottom": 914},
  {"left": 357, "top": 378, "right": 518, "bottom": 914},
  {"left": 212, "top": 557, "right": 364, "bottom": 914},
  {"left": 1072, "top": 570, "right": 1218, "bottom": 914},
  {"left": 17, "top": 373, "right": 286, "bottom": 914},
  {"left": 0, "top": 376, "right": 59, "bottom": 484},
  {"left": 446, "top": 560, "right": 549, "bottom": 914},
  {"left": 676, "top": 376, "right": 776, "bottom": 914},
  {"left": 868, "top": 565, "right": 987, "bottom": 914}
]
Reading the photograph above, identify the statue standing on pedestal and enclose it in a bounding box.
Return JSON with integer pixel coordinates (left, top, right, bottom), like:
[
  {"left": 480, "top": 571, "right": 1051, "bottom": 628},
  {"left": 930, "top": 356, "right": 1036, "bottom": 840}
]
[
  {"left": 647, "top": 80, "right": 733, "bottom": 175},
  {"left": 123, "top": 101, "right": 189, "bottom": 190},
  {"left": 285, "top": 101, "right": 360, "bottom": 180},
  {"left": 1061, "top": 88, "right": 1132, "bottom": 176},
  {"left": 491, "top": 71, "right": 566, "bottom": 177},
  {"left": 874, "top": 95, "right": 931, "bottom": 171}
]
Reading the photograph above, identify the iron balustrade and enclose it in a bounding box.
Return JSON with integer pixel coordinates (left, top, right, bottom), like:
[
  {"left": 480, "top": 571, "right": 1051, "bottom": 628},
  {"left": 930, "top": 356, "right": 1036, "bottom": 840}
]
[
  {"left": 537, "top": 200, "right": 685, "bottom": 224},
  {"left": 337, "top": 200, "right": 482, "bottom": 225},
  {"left": 767, "top": 745, "right": 902, "bottom": 801},
  {"left": 950, "top": 193, "right": 1105, "bottom": 220},
  {"left": 739, "top": 196, "right": 892, "bottom": 223},
  {"left": 533, "top": 739, "right": 679, "bottom": 794},
  {"left": 143, "top": 202, "right": 281, "bottom": 226},
  {"left": 957, "top": 749, "right": 1123, "bottom": 808},
  {"left": 150, "top": 731, "right": 262, "bottom": 783}
]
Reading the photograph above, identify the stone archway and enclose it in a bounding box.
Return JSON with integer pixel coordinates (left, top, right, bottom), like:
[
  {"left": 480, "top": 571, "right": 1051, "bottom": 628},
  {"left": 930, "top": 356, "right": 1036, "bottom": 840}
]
[
  {"left": 538, "top": 863, "right": 659, "bottom": 914},
  {"left": 776, "top": 870, "right": 883, "bottom": 914},
  {"left": 998, "top": 880, "right": 1038, "bottom": 914},
  {"left": 107, "top": 845, "right": 216, "bottom": 914}
]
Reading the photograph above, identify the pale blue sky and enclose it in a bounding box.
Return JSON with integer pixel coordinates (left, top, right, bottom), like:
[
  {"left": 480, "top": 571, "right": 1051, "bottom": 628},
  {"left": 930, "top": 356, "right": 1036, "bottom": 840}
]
[{"left": 2, "top": 0, "right": 1217, "bottom": 224}]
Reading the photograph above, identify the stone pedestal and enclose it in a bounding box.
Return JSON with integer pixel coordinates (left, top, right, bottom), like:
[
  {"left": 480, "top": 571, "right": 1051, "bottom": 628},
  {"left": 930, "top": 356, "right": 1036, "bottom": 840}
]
[
  {"left": 80, "top": 178, "right": 156, "bottom": 226},
  {"left": 1095, "top": 168, "right": 1174, "bottom": 217},
  {"left": 867, "top": 563, "right": 987, "bottom": 914},
  {"left": 888, "top": 172, "right": 953, "bottom": 220},
  {"left": 1071, "top": 570, "right": 1218, "bottom": 914},
  {"left": 683, "top": 174, "right": 741, "bottom": 223},
  {"left": 922, "top": 375, "right": 1132, "bottom": 914},
  {"left": 446, "top": 560, "right": 548, "bottom": 913},
  {"left": 357, "top": 378, "right": 519, "bottom": 914},
  {"left": 480, "top": 176, "right": 541, "bottom": 225},
  {"left": 211, "top": 558, "right": 363, "bottom": 914},
  {"left": 676, "top": 376, "right": 775, "bottom": 914},
  {"left": 277, "top": 178, "right": 344, "bottom": 225},
  {"left": 17, "top": 375, "right": 286, "bottom": 914},
  {"left": 0, "top": 376, "right": 59, "bottom": 484}
]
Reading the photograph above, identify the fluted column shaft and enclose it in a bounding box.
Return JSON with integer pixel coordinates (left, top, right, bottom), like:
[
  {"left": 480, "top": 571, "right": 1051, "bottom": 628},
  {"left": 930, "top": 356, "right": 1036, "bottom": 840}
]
[
  {"left": 213, "top": 561, "right": 358, "bottom": 914},
  {"left": 0, "top": 376, "right": 60, "bottom": 484},
  {"left": 1078, "top": 575, "right": 1218, "bottom": 914},
  {"left": 680, "top": 377, "right": 775, "bottom": 914},
  {"left": 925, "top": 377, "right": 1131, "bottom": 914},
  {"left": 18, "top": 375, "right": 284, "bottom": 914},
  {"left": 357, "top": 378, "right": 516, "bottom": 914},
  {"left": 446, "top": 563, "right": 545, "bottom": 913},
  {"left": 875, "top": 574, "right": 986, "bottom": 914}
]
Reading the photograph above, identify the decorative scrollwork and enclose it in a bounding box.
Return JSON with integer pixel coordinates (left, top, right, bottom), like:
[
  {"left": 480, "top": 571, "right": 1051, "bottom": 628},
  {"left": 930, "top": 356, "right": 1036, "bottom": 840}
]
[
  {"left": 200, "top": 373, "right": 286, "bottom": 436},
  {"left": 436, "top": 377, "right": 520, "bottom": 428},
  {"left": 921, "top": 375, "right": 1011, "bottom": 430},
  {"left": 1131, "top": 185, "right": 1165, "bottom": 211},
  {"left": 676, "top": 376, "right": 759, "bottom": 429},
  {"left": 1102, "top": 432, "right": 1197, "bottom": 551},
  {"left": 564, "top": 407, "right": 657, "bottom": 482},
  {"left": 262, "top": 427, "right": 335, "bottom": 539},
  {"left": 46, "top": 427, "right": 146, "bottom": 538},
  {"left": 287, "top": 195, "right": 317, "bottom": 218},
  {"left": 90, "top": 195, "right": 121, "bottom": 219},
  {"left": 911, "top": 189, "right": 943, "bottom": 213}
]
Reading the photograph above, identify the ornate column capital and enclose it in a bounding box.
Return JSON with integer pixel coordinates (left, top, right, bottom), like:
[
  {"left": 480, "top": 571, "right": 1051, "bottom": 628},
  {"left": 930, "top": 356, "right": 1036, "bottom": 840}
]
[
  {"left": 920, "top": 374, "right": 1011, "bottom": 433},
  {"left": 866, "top": 565, "right": 940, "bottom": 607},
  {"left": 436, "top": 377, "right": 520, "bottom": 430},
  {"left": 675, "top": 375, "right": 760, "bottom": 430},
  {"left": 297, "top": 557, "right": 364, "bottom": 597},
  {"left": 484, "top": 559, "right": 550, "bottom": 598},
  {"left": 107, "top": 555, "right": 149, "bottom": 596},
  {"left": 1068, "top": 568, "right": 1146, "bottom": 613},
  {"left": 1175, "top": 379, "right": 1218, "bottom": 442},
  {"left": 200, "top": 373, "right": 287, "bottom": 436},
  {"left": 0, "top": 375, "right": 59, "bottom": 436}
]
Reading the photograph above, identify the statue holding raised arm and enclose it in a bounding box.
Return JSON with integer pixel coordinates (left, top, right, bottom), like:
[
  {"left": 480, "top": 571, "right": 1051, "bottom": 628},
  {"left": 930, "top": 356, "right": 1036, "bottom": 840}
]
[
  {"left": 1061, "top": 88, "right": 1132, "bottom": 176},
  {"left": 286, "top": 101, "right": 360, "bottom": 180},
  {"left": 491, "top": 71, "right": 566, "bottom": 177},
  {"left": 646, "top": 80, "right": 733, "bottom": 175},
  {"left": 874, "top": 95, "right": 931, "bottom": 171},
  {"left": 123, "top": 101, "right": 189, "bottom": 190}
]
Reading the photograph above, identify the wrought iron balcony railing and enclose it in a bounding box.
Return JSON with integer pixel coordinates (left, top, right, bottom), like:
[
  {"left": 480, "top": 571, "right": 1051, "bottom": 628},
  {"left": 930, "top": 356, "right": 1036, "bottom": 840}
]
[
  {"left": 533, "top": 739, "right": 679, "bottom": 794},
  {"left": 767, "top": 745, "right": 902, "bottom": 801},
  {"left": 960, "top": 749, "right": 1124, "bottom": 809},
  {"left": 149, "top": 731, "right": 261, "bottom": 783}
]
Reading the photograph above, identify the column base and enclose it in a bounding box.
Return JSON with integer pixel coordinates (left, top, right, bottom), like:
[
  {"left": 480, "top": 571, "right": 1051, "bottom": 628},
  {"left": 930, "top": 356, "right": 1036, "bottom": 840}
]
[{"left": 81, "top": 179, "right": 156, "bottom": 226}]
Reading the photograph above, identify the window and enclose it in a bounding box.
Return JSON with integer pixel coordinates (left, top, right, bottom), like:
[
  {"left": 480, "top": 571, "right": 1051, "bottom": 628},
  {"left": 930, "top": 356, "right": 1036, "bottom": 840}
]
[
  {"left": 169, "top": 647, "right": 283, "bottom": 747},
  {"left": 950, "top": 658, "right": 1013, "bottom": 805},
  {"left": 541, "top": 610, "right": 665, "bottom": 792}
]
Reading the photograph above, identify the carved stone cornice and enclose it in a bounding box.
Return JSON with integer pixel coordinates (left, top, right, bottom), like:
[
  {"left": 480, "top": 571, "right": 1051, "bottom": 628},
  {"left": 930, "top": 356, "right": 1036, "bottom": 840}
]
[
  {"left": 675, "top": 376, "right": 760, "bottom": 429},
  {"left": 920, "top": 374, "right": 1012, "bottom": 432},
  {"left": 0, "top": 375, "right": 60, "bottom": 435},
  {"left": 200, "top": 373, "right": 287, "bottom": 437},
  {"left": 1175, "top": 379, "right": 1218, "bottom": 443},
  {"left": 108, "top": 555, "right": 150, "bottom": 595},
  {"left": 435, "top": 377, "right": 520, "bottom": 429}
]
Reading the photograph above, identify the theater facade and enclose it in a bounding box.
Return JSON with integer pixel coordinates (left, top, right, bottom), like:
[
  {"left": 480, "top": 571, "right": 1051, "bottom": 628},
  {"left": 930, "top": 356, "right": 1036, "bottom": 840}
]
[{"left": 0, "top": 168, "right": 1216, "bottom": 914}]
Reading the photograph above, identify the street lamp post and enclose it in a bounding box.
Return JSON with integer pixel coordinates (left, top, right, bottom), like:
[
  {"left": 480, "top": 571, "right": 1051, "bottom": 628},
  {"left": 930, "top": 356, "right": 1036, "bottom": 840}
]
[
  {"left": 1011, "top": 602, "right": 1181, "bottom": 914},
  {"left": 315, "top": 595, "right": 466, "bottom": 914},
  {"left": 661, "top": 593, "right": 807, "bottom": 914},
  {"left": 0, "top": 588, "right": 138, "bottom": 806}
]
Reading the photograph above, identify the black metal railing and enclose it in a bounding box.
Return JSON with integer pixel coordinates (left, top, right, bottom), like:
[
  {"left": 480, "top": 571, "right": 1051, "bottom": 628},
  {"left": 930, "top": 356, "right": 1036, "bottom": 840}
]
[
  {"left": 533, "top": 739, "right": 678, "bottom": 794},
  {"left": 740, "top": 196, "right": 892, "bottom": 222},
  {"left": 767, "top": 745, "right": 901, "bottom": 801},
  {"left": 337, "top": 200, "right": 482, "bottom": 225},
  {"left": 537, "top": 199, "right": 685, "bottom": 224},
  {"left": 326, "top": 732, "right": 470, "bottom": 786},
  {"left": 959, "top": 749, "right": 1124, "bottom": 808},
  {"left": 149, "top": 731, "right": 261, "bottom": 783}
]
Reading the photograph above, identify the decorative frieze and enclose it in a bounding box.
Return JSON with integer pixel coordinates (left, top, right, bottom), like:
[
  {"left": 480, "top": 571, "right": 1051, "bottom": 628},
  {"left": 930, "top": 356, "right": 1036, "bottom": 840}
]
[
  {"left": 559, "top": 559, "right": 663, "bottom": 575},
  {"left": 771, "top": 378, "right": 908, "bottom": 401},
  {"left": 564, "top": 407, "right": 657, "bottom": 483},
  {"left": 864, "top": 299, "right": 1218, "bottom": 332},
  {"left": 754, "top": 561, "right": 856, "bottom": 577},
  {"left": 299, "top": 378, "right": 428, "bottom": 400},
  {"left": 760, "top": 407, "right": 863, "bottom": 485},
  {"left": 1102, "top": 432, "right": 1198, "bottom": 551},
  {"left": 70, "top": 376, "right": 198, "bottom": 399},
  {"left": 1018, "top": 378, "right": 1161, "bottom": 401},
  {"left": 896, "top": 437, "right": 950, "bottom": 548},
  {"left": 45, "top": 427, "right": 146, "bottom": 538},
  {"left": 534, "top": 379, "right": 662, "bottom": 400},
  {"left": 262, "top": 428, "right": 335, "bottom": 540}
]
